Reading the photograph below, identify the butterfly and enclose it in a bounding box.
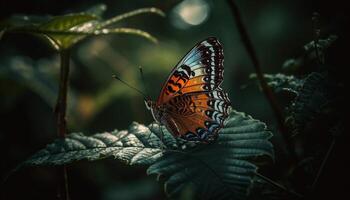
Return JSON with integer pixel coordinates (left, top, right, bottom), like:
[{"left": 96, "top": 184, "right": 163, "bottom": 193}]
[{"left": 145, "top": 37, "right": 231, "bottom": 143}]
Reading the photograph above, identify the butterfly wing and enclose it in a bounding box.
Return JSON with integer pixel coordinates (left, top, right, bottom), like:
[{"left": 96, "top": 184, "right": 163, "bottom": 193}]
[
  {"left": 156, "top": 37, "right": 224, "bottom": 105},
  {"left": 161, "top": 88, "right": 231, "bottom": 142}
]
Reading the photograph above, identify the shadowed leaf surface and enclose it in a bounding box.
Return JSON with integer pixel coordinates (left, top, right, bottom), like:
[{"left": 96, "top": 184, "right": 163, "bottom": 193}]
[
  {"left": 20, "top": 110, "right": 273, "bottom": 199},
  {"left": 148, "top": 111, "right": 273, "bottom": 199},
  {"left": 289, "top": 72, "right": 341, "bottom": 135}
]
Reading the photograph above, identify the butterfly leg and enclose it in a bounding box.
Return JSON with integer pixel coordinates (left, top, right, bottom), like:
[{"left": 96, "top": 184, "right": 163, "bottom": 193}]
[
  {"left": 147, "top": 122, "right": 166, "bottom": 150},
  {"left": 158, "top": 123, "right": 167, "bottom": 151}
]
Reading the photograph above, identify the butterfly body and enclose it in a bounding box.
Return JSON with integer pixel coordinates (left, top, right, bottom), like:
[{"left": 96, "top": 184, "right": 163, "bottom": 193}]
[{"left": 146, "top": 37, "right": 231, "bottom": 143}]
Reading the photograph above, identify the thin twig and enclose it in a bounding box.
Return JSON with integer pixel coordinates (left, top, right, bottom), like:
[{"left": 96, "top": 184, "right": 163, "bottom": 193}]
[
  {"left": 255, "top": 172, "right": 303, "bottom": 199},
  {"left": 226, "top": 0, "right": 297, "bottom": 161},
  {"left": 311, "top": 139, "right": 336, "bottom": 190},
  {"left": 312, "top": 12, "right": 322, "bottom": 65},
  {"left": 55, "top": 49, "right": 71, "bottom": 200}
]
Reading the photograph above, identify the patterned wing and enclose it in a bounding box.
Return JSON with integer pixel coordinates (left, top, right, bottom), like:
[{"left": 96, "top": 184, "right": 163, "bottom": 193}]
[
  {"left": 157, "top": 37, "right": 224, "bottom": 105},
  {"left": 161, "top": 88, "right": 231, "bottom": 142}
]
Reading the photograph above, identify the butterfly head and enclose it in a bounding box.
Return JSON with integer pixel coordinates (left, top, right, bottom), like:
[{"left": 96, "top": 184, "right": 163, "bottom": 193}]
[
  {"left": 144, "top": 99, "right": 155, "bottom": 110},
  {"left": 145, "top": 99, "right": 163, "bottom": 123}
]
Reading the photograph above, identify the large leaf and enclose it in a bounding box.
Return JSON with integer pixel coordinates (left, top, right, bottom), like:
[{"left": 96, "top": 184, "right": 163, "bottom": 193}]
[
  {"left": 148, "top": 111, "right": 273, "bottom": 199},
  {"left": 19, "top": 110, "right": 273, "bottom": 199}
]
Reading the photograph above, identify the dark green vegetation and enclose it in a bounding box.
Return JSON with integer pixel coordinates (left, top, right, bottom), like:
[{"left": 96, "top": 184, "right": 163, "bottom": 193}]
[{"left": 0, "top": 1, "right": 347, "bottom": 200}]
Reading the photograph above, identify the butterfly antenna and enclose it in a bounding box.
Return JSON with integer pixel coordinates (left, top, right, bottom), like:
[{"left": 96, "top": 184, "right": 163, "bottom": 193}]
[
  {"left": 139, "top": 66, "right": 151, "bottom": 100},
  {"left": 112, "top": 74, "right": 147, "bottom": 98}
]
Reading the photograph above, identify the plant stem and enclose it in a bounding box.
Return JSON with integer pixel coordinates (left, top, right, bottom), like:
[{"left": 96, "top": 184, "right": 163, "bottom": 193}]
[
  {"left": 312, "top": 12, "right": 322, "bottom": 65},
  {"left": 55, "top": 49, "right": 71, "bottom": 200},
  {"left": 255, "top": 172, "right": 303, "bottom": 199},
  {"left": 55, "top": 49, "right": 70, "bottom": 138},
  {"left": 226, "top": 0, "right": 297, "bottom": 161},
  {"left": 311, "top": 139, "right": 336, "bottom": 190}
]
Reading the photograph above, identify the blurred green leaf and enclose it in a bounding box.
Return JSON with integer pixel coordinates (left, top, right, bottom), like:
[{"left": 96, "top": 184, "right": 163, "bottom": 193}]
[
  {"left": 303, "top": 35, "right": 338, "bottom": 54},
  {"left": 282, "top": 35, "right": 338, "bottom": 72},
  {"left": 0, "top": 56, "right": 58, "bottom": 106},
  {"left": 288, "top": 72, "right": 340, "bottom": 135},
  {"left": 38, "top": 13, "right": 99, "bottom": 49},
  {"left": 250, "top": 73, "right": 303, "bottom": 95},
  {"left": 2, "top": 6, "right": 164, "bottom": 50},
  {"left": 19, "top": 110, "right": 273, "bottom": 199}
]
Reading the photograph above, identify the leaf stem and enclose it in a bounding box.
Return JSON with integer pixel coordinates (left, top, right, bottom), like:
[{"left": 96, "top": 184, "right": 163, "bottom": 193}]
[
  {"left": 55, "top": 49, "right": 71, "bottom": 200},
  {"left": 255, "top": 172, "right": 303, "bottom": 199},
  {"left": 98, "top": 7, "right": 165, "bottom": 28},
  {"left": 226, "top": 0, "right": 297, "bottom": 161}
]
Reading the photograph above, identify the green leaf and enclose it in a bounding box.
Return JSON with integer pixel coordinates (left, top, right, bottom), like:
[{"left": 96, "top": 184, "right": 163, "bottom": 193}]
[
  {"left": 19, "top": 110, "right": 273, "bottom": 199},
  {"left": 148, "top": 111, "right": 273, "bottom": 199},
  {"left": 38, "top": 13, "right": 99, "bottom": 49},
  {"left": 282, "top": 35, "right": 338, "bottom": 72},
  {"left": 288, "top": 72, "right": 340, "bottom": 135},
  {"left": 303, "top": 35, "right": 338, "bottom": 54},
  {"left": 2, "top": 7, "right": 164, "bottom": 50},
  {"left": 20, "top": 123, "right": 164, "bottom": 166}
]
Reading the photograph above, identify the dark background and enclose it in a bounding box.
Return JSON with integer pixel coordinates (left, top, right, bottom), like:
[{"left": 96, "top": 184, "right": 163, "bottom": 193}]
[{"left": 0, "top": 0, "right": 348, "bottom": 199}]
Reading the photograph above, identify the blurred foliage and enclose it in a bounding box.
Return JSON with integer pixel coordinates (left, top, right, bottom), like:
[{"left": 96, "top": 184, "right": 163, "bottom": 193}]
[
  {"left": 1, "top": 6, "right": 164, "bottom": 50},
  {"left": 0, "top": 0, "right": 348, "bottom": 200}
]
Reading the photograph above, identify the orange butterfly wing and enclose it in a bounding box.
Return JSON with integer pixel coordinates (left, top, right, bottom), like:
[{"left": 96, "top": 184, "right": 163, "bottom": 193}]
[
  {"left": 156, "top": 37, "right": 224, "bottom": 105},
  {"left": 162, "top": 89, "right": 231, "bottom": 142},
  {"left": 155, "top": 37, "right": 231, "bottom": 142}
]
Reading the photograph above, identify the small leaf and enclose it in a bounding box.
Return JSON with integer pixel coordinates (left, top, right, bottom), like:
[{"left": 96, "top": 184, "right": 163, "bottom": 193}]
[
  {"left": 303, "top": 35, "right": 338, "bottom": 54},
  {"left": 281, "top": 35, "right": 338, "bottom": 73}
]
